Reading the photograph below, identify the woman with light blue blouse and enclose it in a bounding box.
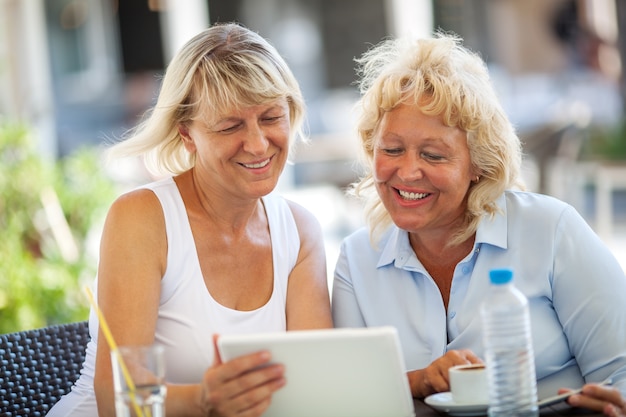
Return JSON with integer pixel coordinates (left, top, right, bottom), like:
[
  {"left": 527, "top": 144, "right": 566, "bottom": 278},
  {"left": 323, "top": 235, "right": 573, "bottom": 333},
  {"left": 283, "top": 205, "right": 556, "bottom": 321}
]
[{"left": 332, "top": 32, "right": 626, "bottom": 416}]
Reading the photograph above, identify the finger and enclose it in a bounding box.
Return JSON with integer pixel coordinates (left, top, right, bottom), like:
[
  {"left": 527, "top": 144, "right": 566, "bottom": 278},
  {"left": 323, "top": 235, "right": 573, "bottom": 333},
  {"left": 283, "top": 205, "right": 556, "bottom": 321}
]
[
  {"left": 568, "top": 387, "right": 624, "bottom": 414},
  {"left": 445, "top": 349, "right": 482, "bottom": 366},
  {"left": 603, "top": 403, "right": 621, "bottom": 417},
  {"left": 203, "top": 350, "right": 275, "bottom": 405},
  {"left": 422, "top": 349, "right": 483, "bottom": 395},
  {"left": 229, "top": 362, "right": 285, "bottom": 394},
  {"left": 568, "top": 393, "right": 606, "bottom": 412},
  {"left": 583, "top": 384, "right": 623, "bottom": 404},
  {"left": 232, "top": 373, "right": 286, "bottom": 413},
  {"left": 449, "top": 349, "right": 483, "bottom": 365},
  {"left": 566, "top": 384, "right": 626, "bottom": 416},
  {"left": 214, "top": 366, "right": 286, "bottom": 416},
  {"left": 229, "top": 397, "right": 273, "bottom": 417},
  {"left": 425, "top": 363, "right": 452, "bottom": 393},
  {"left": 216, "top": 350, "right": 273, "bottom": 384},
  {"left": 212, "top": 334, "right": 223, "bottom": 366},
  {"left": 461, "top": 350, "right": 484, "bottom": 364},
  {"left": 430, "top": 352, "right": 468, "bottom": 387}
]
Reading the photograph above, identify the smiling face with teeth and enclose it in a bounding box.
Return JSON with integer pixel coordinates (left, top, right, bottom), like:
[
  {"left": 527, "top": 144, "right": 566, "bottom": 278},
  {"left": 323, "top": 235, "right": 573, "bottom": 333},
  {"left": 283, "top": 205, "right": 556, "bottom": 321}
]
[
  {"left": 373, "top": 102, "right": 478, "bottom": 238},
  {"left": 179, "top": 98, "right": 291, "bottom": 201}
]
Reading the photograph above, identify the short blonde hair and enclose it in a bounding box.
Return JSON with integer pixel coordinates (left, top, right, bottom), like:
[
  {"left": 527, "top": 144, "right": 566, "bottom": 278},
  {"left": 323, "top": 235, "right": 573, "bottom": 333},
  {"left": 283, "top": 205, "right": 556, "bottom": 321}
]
[
  {"left": 108, "top": 22, "right": 305, "bottom": 176},
  {"left": 353, "top": 32, "right": 524, "bottom": 246}
]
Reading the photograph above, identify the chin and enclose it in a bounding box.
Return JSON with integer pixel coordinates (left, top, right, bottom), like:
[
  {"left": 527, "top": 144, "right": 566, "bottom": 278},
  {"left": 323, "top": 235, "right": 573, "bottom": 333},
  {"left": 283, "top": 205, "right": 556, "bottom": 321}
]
[
  {"left": 389, "top": 214, "right": 425, "bottom": 232},
  {"left": 251, "top": 181, "right": 279, "bottom": 197}
]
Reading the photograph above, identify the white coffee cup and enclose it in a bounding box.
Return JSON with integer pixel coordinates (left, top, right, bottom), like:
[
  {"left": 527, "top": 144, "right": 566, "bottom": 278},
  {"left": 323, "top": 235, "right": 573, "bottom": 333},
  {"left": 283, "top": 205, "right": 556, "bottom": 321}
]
[{"left": 448, "top": 363, "right": 488, "bottom": 404}]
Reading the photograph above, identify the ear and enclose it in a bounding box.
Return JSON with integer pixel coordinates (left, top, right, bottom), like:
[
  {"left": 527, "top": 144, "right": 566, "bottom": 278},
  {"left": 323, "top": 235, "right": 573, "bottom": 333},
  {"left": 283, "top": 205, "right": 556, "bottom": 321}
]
[
  {"left": 470, "top": 167, "right": 482, "bottom": 184},
  {"left": 178, "top": 124, "right": 196, "bottom": 153}
]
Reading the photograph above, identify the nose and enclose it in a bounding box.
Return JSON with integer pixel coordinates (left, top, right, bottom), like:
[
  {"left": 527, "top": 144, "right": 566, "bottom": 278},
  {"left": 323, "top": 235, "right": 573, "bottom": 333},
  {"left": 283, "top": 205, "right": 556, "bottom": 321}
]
[
  {"left": 243, "top": 123, "right": 269, "bottom": 155},
  {"left": 397, "top": 153, "right": 424, "bottom": 181}
]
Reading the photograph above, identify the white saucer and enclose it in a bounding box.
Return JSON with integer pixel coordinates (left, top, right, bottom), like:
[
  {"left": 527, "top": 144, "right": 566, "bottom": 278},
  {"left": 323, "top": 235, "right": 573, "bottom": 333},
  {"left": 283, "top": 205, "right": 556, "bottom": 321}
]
[{"left": 424, "top": 392, "right": 488, "bottom": 416}]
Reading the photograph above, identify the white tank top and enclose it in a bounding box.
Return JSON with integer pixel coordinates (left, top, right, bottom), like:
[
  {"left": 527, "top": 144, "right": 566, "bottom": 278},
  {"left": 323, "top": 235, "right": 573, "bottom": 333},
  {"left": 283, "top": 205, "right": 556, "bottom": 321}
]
[
  {"left": 79, "top": 177, "right": 299, "bottom": 388},
  {"left": 147, "top": 177, "right": 299, "bottom": 382}
]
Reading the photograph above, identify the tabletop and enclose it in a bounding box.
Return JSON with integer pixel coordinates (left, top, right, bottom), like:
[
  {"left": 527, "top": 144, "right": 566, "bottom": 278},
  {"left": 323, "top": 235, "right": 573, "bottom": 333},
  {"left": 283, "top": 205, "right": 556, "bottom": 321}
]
[{"left": 413, "top": 398, "right": 605, "bottom": 416}]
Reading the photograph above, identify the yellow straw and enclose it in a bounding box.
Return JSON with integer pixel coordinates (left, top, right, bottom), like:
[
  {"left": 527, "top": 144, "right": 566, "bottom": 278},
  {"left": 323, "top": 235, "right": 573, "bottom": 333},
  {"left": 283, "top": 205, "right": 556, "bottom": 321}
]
[{"left": 83, "top": 286, "right": 146, "bottom": 417}]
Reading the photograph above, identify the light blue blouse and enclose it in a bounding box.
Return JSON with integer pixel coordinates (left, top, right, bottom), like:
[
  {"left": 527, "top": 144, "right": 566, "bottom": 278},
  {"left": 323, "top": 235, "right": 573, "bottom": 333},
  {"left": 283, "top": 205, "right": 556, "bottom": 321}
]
[{"left": 332, "top": 190, "right": 626, "bottom": 399}]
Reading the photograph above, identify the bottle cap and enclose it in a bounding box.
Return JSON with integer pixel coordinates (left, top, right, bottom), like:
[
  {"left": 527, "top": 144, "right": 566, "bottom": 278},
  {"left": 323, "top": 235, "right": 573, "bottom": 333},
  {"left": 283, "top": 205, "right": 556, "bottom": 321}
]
[{"left": 489, "top": 268, "right": 513, "bottom": 284}]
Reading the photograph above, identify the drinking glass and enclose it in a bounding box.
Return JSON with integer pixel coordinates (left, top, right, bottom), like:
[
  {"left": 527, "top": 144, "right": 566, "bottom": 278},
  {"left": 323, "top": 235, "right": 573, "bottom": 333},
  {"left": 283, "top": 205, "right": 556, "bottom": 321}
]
[{"left": 111, "top": 344, "right": 166, "bottom": 417}]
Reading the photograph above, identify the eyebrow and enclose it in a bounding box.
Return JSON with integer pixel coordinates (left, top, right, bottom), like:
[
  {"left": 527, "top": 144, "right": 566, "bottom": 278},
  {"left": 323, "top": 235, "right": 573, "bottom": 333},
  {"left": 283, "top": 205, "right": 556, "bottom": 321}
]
[
  {"left": 208, "top": 103, "right": 287, "bottom": 128},
  {"left": 216, "top": 103, "right": 285, "bottom": 121}
]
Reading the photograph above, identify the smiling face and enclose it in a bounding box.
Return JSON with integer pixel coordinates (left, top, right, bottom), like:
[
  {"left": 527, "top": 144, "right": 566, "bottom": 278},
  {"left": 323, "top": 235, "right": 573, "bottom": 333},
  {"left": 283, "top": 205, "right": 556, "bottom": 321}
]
[
  {"left": 373, "top": 102, "right": 477, "bottom": 237},
  {"left": 179, "top": 98, "right": 291, "bottom": 201}
]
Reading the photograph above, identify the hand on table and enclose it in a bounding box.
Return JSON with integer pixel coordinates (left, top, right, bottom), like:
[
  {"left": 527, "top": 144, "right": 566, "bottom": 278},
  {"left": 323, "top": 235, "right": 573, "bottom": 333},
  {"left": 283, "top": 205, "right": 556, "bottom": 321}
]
[
  {"left": 198, "top": 335, "right": 286, "bottom": 417},
  {"left": 408, "top": 348, "right": 483, "bottom": 398},
  {"left": 566, "top": 383, "right": 626, "bottom": 417}
]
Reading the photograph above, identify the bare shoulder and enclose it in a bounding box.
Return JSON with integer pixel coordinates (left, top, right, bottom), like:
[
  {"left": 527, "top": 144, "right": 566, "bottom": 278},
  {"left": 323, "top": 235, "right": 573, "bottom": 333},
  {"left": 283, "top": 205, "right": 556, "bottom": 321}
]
[
  {"left": 104, "top": 187, "right": 164, "bottom": 236},
  {"left": 285, "top": 199, "right": 323, "bottom": 240},
  {"left": 284, "top": 198, "right": 332, "bottom": 329},
  {"left": 109, "top": 187, "right": 161, "bottom": 215}
]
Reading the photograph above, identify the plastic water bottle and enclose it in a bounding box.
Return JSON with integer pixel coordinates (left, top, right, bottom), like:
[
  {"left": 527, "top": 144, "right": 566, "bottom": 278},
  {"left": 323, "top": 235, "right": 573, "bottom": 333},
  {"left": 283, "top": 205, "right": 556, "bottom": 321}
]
[{"left": 480, "top": 268, "right": 538, "bottom": 417}]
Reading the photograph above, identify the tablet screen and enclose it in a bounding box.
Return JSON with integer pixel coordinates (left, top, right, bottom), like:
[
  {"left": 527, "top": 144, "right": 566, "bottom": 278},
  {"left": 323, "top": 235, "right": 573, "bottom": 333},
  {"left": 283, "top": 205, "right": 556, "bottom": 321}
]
[{"left": 217, "top": 326, "right": 415, "bottom": 417}]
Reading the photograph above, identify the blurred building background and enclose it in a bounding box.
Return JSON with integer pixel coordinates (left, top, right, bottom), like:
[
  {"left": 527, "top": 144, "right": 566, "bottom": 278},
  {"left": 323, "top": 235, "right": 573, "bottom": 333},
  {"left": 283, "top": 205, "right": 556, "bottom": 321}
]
[{"left": 0, "top": 0, "right": 625, "bottom": 330}]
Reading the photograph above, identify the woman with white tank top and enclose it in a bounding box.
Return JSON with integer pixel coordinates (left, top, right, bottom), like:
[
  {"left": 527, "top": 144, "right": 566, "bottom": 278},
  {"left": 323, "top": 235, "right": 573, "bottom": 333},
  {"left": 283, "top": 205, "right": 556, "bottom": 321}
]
[{"left": 47, "top": 22, "right": 332, "bottom": 417}]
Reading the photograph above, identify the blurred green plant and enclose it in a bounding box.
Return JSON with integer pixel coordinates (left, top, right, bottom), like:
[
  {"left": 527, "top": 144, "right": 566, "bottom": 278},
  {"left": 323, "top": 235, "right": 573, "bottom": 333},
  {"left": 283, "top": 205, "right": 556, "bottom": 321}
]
[
  {"left": 0, "top": 122, "right": 118, "bottom": 334},
  {"left": 582, "top": 121, "right": 626, "bottom": 161}
]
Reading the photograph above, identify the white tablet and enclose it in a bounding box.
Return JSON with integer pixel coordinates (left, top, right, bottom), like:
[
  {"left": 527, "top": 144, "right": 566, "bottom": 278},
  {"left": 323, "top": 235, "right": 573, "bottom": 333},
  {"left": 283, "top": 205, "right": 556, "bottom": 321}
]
[{"left": 217, "top": 326, "right": 415, "bottom": 417}]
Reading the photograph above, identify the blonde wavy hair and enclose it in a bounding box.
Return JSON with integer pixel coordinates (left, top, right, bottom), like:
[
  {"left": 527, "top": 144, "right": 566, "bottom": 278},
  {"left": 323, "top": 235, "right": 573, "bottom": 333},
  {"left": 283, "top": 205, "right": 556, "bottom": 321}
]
[
  {"left": 107, "top": 22, "right": 306, "bottom": 176},
  {"left": 353, "top": 32, "right": 524, "bottom": 246}
]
